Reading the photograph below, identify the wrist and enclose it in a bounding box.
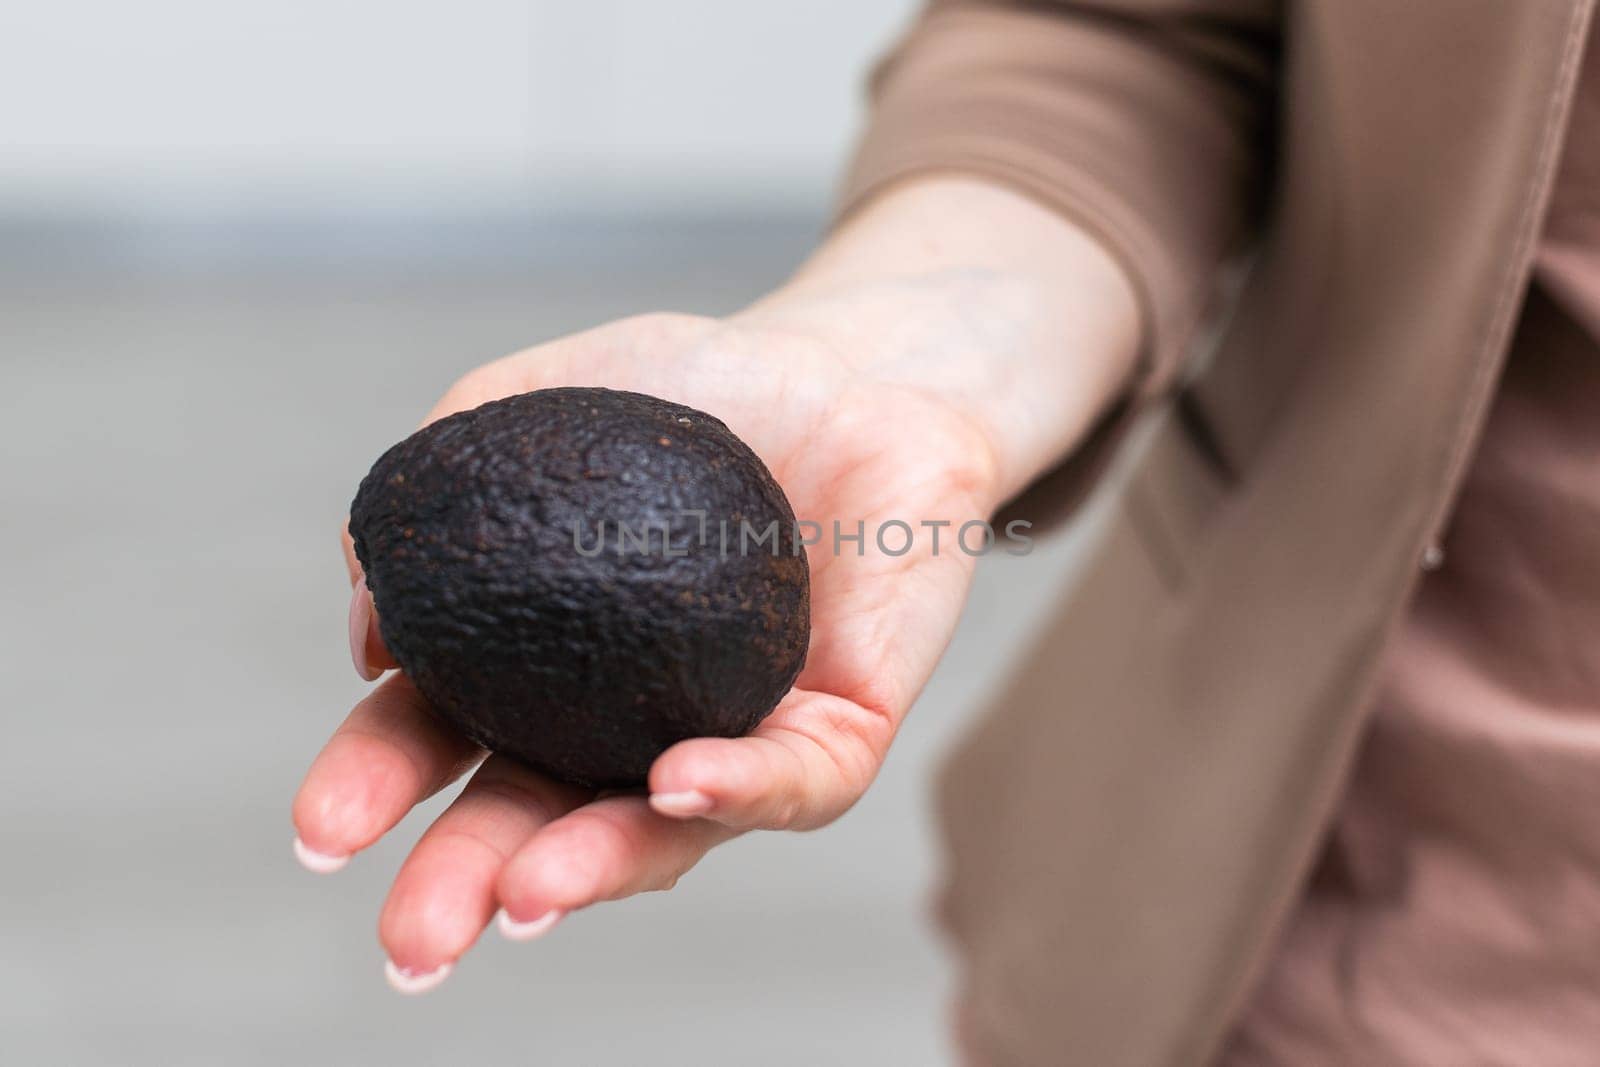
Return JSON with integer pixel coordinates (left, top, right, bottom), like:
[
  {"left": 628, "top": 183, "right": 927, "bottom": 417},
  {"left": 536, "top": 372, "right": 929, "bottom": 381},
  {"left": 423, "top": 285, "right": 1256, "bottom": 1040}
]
[{"left": 735, "top": 176, "right": 1142, "bottom": 502}]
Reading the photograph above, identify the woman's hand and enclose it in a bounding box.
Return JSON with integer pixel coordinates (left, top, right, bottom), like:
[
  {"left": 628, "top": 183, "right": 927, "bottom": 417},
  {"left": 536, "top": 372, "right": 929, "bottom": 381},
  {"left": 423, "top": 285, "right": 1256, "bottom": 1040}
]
[{"left": 290, "top": 178, "right": 1142, "bottom": 991}]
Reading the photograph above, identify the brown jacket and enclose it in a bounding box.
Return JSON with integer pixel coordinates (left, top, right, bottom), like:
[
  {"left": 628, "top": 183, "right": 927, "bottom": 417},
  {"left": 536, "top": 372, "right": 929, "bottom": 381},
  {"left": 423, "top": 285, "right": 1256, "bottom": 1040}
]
[{"left": 839, "top": 1, "right": 1599, "bottom": 1063}]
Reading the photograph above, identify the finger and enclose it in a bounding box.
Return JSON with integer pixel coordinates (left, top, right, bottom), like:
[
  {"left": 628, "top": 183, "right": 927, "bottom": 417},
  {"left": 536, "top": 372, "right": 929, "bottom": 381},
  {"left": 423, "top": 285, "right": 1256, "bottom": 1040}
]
[
  {"left": 340, "top": 520, "right": 360, "bottom": 587},
  {"left": 341, "top": 520, "right": 399, "bottom": 679},
  {"left": 646, "top": 690, "right": 892, "bottom": 831},
  {"left": 379, "top": 756, "right": 589, "bottom": 989},
  {"left": 291, "top": 674, "right": 482, "bottom": 868},
  {"left": 347, "top": 579, "right": 398, "bottom": 680},
  {"left": 496, "top": 796, "right": 734, "bottom": 922}
]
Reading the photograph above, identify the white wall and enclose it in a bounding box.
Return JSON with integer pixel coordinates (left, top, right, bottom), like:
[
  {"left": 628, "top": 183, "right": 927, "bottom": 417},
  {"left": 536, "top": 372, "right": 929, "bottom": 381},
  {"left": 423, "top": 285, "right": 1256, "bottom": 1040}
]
[{"left": 0, "top": 0, "right": 918, "bottom": 219}]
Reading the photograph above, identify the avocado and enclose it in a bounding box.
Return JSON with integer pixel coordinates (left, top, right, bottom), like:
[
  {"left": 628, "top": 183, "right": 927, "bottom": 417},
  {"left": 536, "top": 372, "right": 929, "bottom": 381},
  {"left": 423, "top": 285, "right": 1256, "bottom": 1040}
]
[{"left": 349, "top": 387, "right": 810, "bottom": 788}]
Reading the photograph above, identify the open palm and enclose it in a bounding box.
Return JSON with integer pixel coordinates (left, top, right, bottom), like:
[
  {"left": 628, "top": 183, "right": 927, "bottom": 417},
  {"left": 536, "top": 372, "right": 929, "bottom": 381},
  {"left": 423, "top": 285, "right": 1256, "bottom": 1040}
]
[{"left": 293, "top": 310, "right": 1001, "bottom": 990}]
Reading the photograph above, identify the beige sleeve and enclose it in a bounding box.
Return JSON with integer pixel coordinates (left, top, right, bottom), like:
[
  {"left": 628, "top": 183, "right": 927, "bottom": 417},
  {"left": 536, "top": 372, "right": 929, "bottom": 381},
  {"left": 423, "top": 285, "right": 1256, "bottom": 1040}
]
[{"left": 838, "top": 0, "right": 1280, "bottom": 398}]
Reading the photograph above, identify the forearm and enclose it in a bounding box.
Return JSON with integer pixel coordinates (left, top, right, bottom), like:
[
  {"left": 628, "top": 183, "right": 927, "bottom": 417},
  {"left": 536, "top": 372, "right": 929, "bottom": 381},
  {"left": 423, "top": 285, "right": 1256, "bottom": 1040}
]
[{"left": 736, "top": 176, "right": 1142, "bottom": 505}]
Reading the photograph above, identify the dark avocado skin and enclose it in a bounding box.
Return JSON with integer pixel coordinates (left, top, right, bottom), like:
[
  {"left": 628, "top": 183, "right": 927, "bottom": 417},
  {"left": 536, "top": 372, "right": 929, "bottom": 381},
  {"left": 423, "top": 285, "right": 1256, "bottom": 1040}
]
[{"left": 349, "top": 387, "right": 810, "bottom": 788}]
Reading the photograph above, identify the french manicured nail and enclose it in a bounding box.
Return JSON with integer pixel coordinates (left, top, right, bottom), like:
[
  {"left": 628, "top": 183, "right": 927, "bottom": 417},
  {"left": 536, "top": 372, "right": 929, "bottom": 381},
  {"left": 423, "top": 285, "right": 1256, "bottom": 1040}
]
[
  {"left": 348, "top": 585, "right": 381, "bottom": 682},
  {"left": 649, "top": 790, "right": 714, "bottom": 817},
  {"left": 293, "top": 835, "right": 350, "bottom": 874},
  {"left": 384, "top": 959, "right": 452, "bottom": 995},
  {"left": 496, "top": 908, "right": 564, "bottom": 942}
]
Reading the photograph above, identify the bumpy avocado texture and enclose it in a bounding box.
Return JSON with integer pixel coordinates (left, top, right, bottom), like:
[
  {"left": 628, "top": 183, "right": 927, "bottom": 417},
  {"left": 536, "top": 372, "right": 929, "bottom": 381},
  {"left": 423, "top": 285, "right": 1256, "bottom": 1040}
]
[{"left": 349, "top": 387, "right": 810, "bottom": 787}]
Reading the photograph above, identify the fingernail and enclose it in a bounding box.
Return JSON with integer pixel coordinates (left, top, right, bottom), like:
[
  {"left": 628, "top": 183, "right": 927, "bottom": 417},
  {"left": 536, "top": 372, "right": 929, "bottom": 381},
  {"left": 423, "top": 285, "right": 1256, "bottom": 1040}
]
[
  {"left": 348, "top": 585, "right": 381, "bottom": 682},
  {"left": 384, "top": 958, "right": 452, "bottom": 995},
  {"left": 649, "top": 790, "right": 714, "bottom": 817},
  {"left": 293, "top": 835, "right": 350, "bottom": 874},
  {"left": 496, "top": 908, "right": 564, "bottom": 942}
]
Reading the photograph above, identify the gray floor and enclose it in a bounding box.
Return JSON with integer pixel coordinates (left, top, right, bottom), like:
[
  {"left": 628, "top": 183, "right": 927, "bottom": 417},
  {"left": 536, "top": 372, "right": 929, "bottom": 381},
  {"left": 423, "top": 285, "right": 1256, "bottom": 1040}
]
[{"left": 0, "top": 218, "right": 1095, "bottom": 1066}]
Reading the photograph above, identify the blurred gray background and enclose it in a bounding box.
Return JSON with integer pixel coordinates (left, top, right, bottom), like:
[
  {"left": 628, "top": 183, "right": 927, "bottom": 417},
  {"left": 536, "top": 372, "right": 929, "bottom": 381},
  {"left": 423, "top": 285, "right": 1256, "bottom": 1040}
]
[{"left": 0, "top": 3, "right": 1100, "bottom": 1064}]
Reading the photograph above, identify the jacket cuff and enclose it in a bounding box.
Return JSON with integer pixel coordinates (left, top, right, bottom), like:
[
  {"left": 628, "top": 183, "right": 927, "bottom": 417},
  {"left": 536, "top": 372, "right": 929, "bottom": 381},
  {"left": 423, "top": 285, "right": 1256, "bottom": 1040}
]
[{"left": 835, "top": 6, "right": 1268, "bottom": 399}]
